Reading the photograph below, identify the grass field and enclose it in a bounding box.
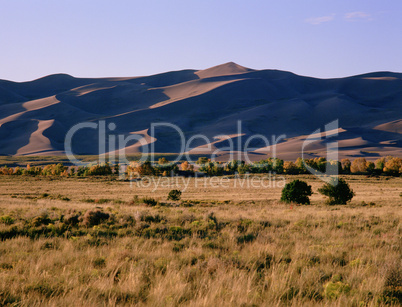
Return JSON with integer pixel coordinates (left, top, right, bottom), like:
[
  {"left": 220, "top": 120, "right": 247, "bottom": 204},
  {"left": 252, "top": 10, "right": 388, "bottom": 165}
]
[{"left": 0, "top": 175, "right": 401, "bottom": 306}]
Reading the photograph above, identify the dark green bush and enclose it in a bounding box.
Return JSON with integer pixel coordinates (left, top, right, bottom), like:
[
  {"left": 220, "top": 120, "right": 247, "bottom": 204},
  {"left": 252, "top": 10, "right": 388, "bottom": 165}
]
[
  {"left": 63, "top": 213, "right": 80, "bottom": 227},
  {"left": 0, "top": 215, "right": 14, "bottom": 225},
  {"left": 167, "top": 189, "right": 182, "bottom": 201},
  {"left": 318, "top": 178, "right": 355, "bottom": 205},
  {"left": 237, "top": 233, "right": 257, "bottom": 244},
  {"left": 82, "top": 210, "right": 110, "bottom": 227},
  {"left": 142, "top": 197, "right": 158, "bottom": 207},
  {"left": 382, "top": 263, "right": 402, "bottom": 304},
  {"left": 280, "top": 180, "right": 312, "bottom": 205},
  {"left": 92, "top": 257, "right": 106, "bottom": 268},
  {"left": 31, "top": 216, "right": 52, "bottom": 227}
]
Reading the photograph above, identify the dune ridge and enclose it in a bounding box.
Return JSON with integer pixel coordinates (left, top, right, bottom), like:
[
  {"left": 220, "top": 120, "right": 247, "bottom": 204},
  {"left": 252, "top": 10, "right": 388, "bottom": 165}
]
[{"left": 0, "top": 62, "right": 401, "bottom": 159}]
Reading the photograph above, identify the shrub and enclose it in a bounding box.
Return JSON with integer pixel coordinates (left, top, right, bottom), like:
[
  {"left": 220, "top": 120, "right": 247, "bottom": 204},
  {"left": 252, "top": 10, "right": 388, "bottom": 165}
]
[
  {"left": 0, "top": 215, "right": 14, "bottom": 225},
  {"left": 82, "top": 210, "right": 110, "bottom": 227},
  {"left": 237, "top": 233, "right": 257, "bottom": 244},
  {"left": 172, "top": 242, "right": 185, "bottom": 252},
  {"left": 318, "top": 178, "right": 354, "bottom": 205},
  {"left": 92, "top": 257, "right": 106, "bottom": 268},
  {"left": 280, "top": 180, "right": 312, "bottom": 205},
  {"left": 63, "top": 212, "right": 80, "bottom": 227},
  {"left": 31, "top": 214, "right": 52, "bottom": 227},
  {"left": 167, "top": 189, "right": 182, "bottom": 201},
  {"left": 323, "top": 281, "right": 351, "bottom": 300},
  {"left": 142, "top": 197, "right": 158, "bottom": 207},
  {"left": 383, "top": 263, "right": 402, "bottom": 303}
]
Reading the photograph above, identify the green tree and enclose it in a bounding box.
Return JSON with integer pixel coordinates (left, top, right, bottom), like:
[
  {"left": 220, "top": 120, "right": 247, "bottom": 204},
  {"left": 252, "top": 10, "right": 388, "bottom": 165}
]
[
  {"left": 196, "top": 157, "right": 209, "bottom": 165},
  {"left": 374, "top": 157, "right": 385, "bottom": 171},
  {"left": 318, "top": 178, "right": 355, "bottom": 205},
  {"left": 280, "top": 180, "right": 312, "bottom": 205}
]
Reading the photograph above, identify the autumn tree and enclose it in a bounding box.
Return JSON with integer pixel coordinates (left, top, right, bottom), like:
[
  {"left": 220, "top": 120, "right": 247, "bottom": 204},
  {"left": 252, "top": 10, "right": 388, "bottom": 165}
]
[
  {"left": 383, "top": 157, "right": 402, "bottom": 175},
  {"left": 181, "top": 161, "right": 194, "bottom": 171},
  {"left": 158, "top": 157, "right": 169, "bottom": 165},
  {"left": 283, "top": 161, "right": 299, "bottom": 174},
  {"left": 341, "top": 159, "right": 351, "bottom": 174},
  {"left": 350, "top": 158, "right": 367, "bottom": 174},
  {"left": 295, "top": 158, "right": 307, "bottom": 173},
  {"left": 128, "top": 161, "right": 154, "bottom": 176}
]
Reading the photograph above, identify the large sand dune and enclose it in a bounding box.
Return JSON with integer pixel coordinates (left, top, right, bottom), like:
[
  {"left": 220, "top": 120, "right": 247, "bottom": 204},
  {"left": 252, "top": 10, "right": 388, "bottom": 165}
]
[{"left": 0, "top": 62, "right": 401, "bottom": 160}]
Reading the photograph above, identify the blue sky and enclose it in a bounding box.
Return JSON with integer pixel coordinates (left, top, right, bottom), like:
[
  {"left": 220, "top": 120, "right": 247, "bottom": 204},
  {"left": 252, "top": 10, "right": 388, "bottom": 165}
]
[{"left": 1, "top": 0, "right": 401, "bottom": 81}]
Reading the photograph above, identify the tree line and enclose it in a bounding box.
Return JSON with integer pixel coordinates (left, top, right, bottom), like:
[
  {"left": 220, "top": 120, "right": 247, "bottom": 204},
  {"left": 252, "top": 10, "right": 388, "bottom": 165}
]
[{"left": 0, "top": 156, "right": 401, "bottom": 177}]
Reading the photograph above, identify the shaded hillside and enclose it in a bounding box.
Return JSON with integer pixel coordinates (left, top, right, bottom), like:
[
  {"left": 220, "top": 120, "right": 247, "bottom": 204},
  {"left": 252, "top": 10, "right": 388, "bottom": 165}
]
[{"left": 0, "top": 62, "right": 401, "bottom": 160}]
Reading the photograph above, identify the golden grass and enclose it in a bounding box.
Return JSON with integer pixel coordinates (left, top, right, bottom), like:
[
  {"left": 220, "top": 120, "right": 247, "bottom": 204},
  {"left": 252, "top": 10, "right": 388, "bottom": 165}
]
[{"left": 0, "top": 175, "right": 401, "bottom": 306}]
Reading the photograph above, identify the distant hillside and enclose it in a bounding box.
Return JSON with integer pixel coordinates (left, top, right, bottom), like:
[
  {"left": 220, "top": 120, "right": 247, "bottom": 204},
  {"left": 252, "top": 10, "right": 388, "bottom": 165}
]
[{"left": 0, "top": 62, "right": 401, "bottom": 160}]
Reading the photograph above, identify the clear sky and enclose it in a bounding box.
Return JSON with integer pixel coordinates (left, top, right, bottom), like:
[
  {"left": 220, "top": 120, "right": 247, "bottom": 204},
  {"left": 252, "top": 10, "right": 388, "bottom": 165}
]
[{"left": 1, "top": 0, "right": 401, "bottom": 81}]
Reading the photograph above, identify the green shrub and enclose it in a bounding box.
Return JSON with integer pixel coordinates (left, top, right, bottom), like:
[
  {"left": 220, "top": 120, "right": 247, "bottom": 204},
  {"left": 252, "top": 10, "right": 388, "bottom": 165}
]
[
  {"left": 323, "top": 281, "right": 351, "bottom": 300},
  {"left": 0, "top": 263, "right": 13, "bottom": 270},
  {"left": 82, "top": 210, "right": 110, "bottom": 227},
  {"left": 318, "top": 178, "right": 355, "bottom": 205},
  {"left": 382, "top": 263, "right": 402, "bottom": 304},
  {"left": 63, "top": 212, "right": 80, "bottom": 227},
  {"left": 92, "top": 257, "right": 106, "bottom": 268},
  {"left": 280, "top": 180, "right": 312, "bottom": 204},
  {"left": 237, "top": 233, "right": 257, "bottom": 244},
  {"left": 31, "top": 215, "right": 51, "bottom": 227},
  {"left": 142, "top": 197, "right": 158, "bottom": 207},
  {"left": 172, "top": 242, "right": 185, "bottom": 252},
  {"left": 167, "top": 189, "right": 182, "bottom": 201},
  {"left": 143, "top": 214, "right": 163, "bottom": 223},
  {"left": 0, "top": 215, "right": 14, "bottom": 225}
]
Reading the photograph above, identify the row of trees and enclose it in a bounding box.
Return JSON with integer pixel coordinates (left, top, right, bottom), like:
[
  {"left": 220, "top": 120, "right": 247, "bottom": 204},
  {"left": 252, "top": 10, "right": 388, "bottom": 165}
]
[
  {"left": 0, "top": 163, "right": 116, "bottom": 177},
  {"left": 126, "top": 159, "right": 179, "bottom": 177},
  {"left": 195, "top": 156, "right": 402, "bottom": 176},
  {"left": 343, "top": 156, "right": 402, "bottom": 176},
  {"left": 0, "top": 156, "right": 401, "bottom": 177}
]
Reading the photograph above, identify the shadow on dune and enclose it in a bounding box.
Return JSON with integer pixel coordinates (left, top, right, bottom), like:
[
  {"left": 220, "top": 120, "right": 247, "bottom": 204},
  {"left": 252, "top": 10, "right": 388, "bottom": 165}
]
[{"left": 0, "top": 63, "right": 400, "bottom": 157}]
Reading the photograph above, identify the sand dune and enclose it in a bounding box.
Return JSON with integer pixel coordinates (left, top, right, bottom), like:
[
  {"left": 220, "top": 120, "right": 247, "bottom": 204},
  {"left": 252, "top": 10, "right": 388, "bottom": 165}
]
[
  {"left": 17, "top": 120, "right": 55, "bottom": 155},
  {"left": 374, "top": 119, "right": 402, "bottom": 134},
  {"left": 196, "top": 62, "right": 255, "bottom": 79},
  {"left": 0, "top": 63, "right": 401, "bottom": 159}
]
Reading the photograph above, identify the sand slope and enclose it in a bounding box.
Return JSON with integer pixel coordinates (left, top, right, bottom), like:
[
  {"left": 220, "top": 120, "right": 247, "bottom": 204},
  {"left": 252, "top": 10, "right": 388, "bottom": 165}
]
[{"left": 0, "top": 63, "right": 401, "bottom": 159}]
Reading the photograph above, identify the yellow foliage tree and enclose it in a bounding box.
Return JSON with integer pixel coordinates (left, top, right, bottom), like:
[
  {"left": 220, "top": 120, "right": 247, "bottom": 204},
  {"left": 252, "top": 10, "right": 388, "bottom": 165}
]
[{"left": 351, "top": 158, "right": 367, "bottom": 173}]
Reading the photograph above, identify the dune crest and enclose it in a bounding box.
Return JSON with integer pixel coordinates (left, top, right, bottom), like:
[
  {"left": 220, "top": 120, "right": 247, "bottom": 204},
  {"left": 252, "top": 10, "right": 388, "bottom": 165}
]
[
  {"left": 196, "top": 62, "right": 254, "bottom": 79},
  {"left": 0, "top": 63, "right": 401, "bottom": 159}
]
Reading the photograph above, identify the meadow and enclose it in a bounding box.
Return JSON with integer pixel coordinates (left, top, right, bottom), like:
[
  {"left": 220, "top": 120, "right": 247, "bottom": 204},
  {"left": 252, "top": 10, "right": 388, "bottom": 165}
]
[{"left": 0, "top": 174, "right": 401, "bottom": 306}]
